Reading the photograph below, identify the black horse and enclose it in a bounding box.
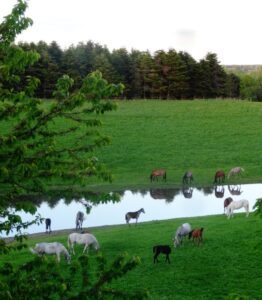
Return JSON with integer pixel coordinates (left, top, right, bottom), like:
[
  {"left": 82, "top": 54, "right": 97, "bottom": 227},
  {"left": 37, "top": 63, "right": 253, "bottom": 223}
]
[
  {"left": 45, "top": 218, "right": 51, "bottom": 234},
  {"left": 153, "top": 245, "right": 171, "bottom": 264}
]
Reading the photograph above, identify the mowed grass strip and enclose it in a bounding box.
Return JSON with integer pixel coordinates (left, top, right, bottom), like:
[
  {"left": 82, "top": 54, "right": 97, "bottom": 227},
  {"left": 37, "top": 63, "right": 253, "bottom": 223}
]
[{"left": 1, "top": 214, "right": 261, "bottom": 299}]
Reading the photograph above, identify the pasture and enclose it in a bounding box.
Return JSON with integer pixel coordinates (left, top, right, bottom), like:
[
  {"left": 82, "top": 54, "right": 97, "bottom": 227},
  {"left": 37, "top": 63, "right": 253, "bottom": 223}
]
[
  {"left": 1, "top": 213, "right": 261, "bottom": 299},
  {"left": 86, "top": 100, "right": 262, "bottom": 190}
]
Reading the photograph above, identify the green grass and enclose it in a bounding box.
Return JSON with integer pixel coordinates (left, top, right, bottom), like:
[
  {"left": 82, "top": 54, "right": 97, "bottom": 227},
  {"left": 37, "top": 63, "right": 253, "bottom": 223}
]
[
  {"left": 86, "top": 99, "right": 262, "bottom": 190},
  {"left": 1, "top": 214, "right": 261, "bottom": 299}
]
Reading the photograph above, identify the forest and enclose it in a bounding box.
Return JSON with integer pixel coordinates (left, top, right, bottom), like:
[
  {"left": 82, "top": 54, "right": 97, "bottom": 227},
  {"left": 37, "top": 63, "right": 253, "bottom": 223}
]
[{"left": 18, "top": 40, "right": 241, "bottom": 100}]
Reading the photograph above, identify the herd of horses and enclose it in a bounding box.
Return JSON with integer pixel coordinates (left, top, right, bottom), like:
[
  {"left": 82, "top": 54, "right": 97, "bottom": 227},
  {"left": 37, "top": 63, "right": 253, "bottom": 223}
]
[
  {"left": 150, "top": 166, "right": 245, "bottom": 184},
  {"left": 36, "top": 165, "right": 248, "bottom": 264}
]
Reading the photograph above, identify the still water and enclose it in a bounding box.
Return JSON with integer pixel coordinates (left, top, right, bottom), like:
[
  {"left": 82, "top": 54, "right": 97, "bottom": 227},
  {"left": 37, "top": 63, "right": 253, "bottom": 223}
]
[{"left": 9, "top": 184, "right": 262, "bottom": 235}]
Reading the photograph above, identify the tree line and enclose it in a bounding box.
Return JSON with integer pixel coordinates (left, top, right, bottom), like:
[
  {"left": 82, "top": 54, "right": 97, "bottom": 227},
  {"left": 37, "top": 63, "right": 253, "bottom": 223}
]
[{"left": 18, "top": 41, "right": 240, "bottom": 100}]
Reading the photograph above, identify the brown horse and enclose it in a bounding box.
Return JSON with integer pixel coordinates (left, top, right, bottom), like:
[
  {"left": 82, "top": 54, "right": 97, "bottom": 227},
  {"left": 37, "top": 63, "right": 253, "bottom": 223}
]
[
  {"left": 224, "top": 197, "right": 233, "bottom": 214},
  {"left": 150, "top": 169, "right": 167, "bottom": 182},
  {"left": 214, "top": 170, "right": 225, "bottom": 184}
]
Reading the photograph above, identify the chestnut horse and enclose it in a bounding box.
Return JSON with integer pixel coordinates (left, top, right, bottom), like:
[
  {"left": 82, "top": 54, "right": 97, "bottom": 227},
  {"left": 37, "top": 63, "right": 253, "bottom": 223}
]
[
  {"left": 150, "top": 169, "right": 166, "bottom": 182},
  {"left": 214, "top": 170, "right": 225, "bottom": 184}
]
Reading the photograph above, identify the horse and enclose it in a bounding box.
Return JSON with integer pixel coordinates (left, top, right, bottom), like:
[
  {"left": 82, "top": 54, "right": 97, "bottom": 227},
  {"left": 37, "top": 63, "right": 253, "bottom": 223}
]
[
  {"left": 76, "top": 211, "right": 85, "bottom": 230},
  {"left": 150, "top": 169, "right": 166, "bottom": 182},
  {"left": 30, "top": 242, "right": 71, "bottom": 263},
  {"left": 224, "top": 197, "right": 233, "bottom": 214},
  {"left": 153, "top": 245, "right": 171, "bottom": 264},
  {"left": 182, "top": 171, "right": 193, "bottom": 184},
  {"left": 227, "top": 199, "right": 249, "bottom": 219},
  {"left": 214, "top": 170, "right": 225, "bottom": 184},
  {"left": 125, "top": 208, "right": 145, "bottom": 226},
  {"left": 45, "top": 218, "right": 51, "bottom": 234},
  {"left": 68, "top": 232, "right": 100, "bottom": 255},
  {"left": 189, "top": 228, "right": 204, "bottom": 246},
  {"left": 228, "top": 167, "right": 245, "bottom": 179},
  {"left": 173, "top": 223, "right": 192, "bottom": 247}
]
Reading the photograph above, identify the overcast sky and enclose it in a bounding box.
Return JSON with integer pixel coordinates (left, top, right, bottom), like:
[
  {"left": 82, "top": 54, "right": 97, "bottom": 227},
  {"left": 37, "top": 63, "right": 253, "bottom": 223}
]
[{"left": 1, "top": 0, "right": 262, "bottom": 65}]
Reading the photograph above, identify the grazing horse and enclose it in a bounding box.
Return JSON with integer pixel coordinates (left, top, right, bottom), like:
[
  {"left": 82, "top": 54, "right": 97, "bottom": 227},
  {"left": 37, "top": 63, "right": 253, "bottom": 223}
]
[
  {"left": 150, "top": 169, "right": 167, "bottom": 182},
  {"left": 30, "top": 242, "right": 71, "bottom": 263},
  {"left": 125, "top": 208, "right": 145, "bottom": 226},
  {"left": 189, "top": 228, "right": 204, "bottom": 246},
  {"left": 68, "top": 232, "right": 100, "bottom": 255},
  {"left": 224, "top": 197, "right": 233, "bottom": 214},
  {"left": 173, "top": 223, "right": 192, "bottom": 247},
  {"left": 45, "top": 218, "right": 51, "bottom": 234},
  {"left": 76, "top": 211, "right": 85, "bottom": 231},
  {"left": 227, "top": 199, "right": 249, "bottom": 219},
  {"left": 228, "top": 167, "right": 245, "bottom": 179},
  {"left": 182, "top": 171, "right": 193, "bottom": 184},
  {"left": 153, "top": 245, "right": 171, "bottom": 264},
  {"left": 214, "top": 170, "right": 225, "bottom": 184}
]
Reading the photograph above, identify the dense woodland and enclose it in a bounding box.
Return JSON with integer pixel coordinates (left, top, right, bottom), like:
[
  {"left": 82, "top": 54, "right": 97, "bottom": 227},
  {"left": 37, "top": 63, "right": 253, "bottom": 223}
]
[{"left": 17, "top": 40, "right": 241, "bottom": 100}]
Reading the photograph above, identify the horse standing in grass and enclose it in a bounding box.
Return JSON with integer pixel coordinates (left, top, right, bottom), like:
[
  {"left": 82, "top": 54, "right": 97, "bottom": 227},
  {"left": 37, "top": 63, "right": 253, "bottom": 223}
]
[
  {"left": 182, "top": 171, "right": 193, "bottom": 184},
  {"left": 227, "top": 199, "right": 249, "bottom": 219},
  {"left": 153, "top": 245, "right": 171, "bottom": 264},
  {"left": 30, "top": 242, "right": 71, "bottom": 263},
  {"left": 173, "top": 223, "right": 192, "bottom": 247},
  {"left": 45, "top": 218, "right": 51, "bottom": 234},
  {"left": 125, "top": 208, "right": 145, "bottom": 226},
  {"left": 76, "top": 211, "right": 85, "bottom": 231},
  {"left": 214, "top": 170, "right": 225, "bottom": 184},
  {"left": 189, "top": 228, "right": 204, "bottom": 246},
  {"left": 150, "top": 169, "right": 166, "bottom": 182},
  {"left": 228, "top": 167, "right": 245, "bottom": 179},
  {"left": 68, "top": 232, "right": 100, "bottom": 255}
]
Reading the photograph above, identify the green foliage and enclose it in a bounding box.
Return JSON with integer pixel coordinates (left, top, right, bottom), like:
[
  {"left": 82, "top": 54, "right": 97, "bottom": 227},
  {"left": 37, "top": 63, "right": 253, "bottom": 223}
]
[
  {"left": 253, "top": 198, "right": 262, "bottom": 217},
  {"left": 0, "top": 0, "right": 123, "bottom": 246},
  {"left": 0, "top": 253, "right": 148, "bottom": 299}
]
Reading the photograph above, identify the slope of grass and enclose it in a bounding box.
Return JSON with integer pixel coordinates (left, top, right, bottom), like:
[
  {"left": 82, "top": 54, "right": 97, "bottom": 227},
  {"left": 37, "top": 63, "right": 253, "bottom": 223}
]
[
  {"left": 87, "top": 100, "right": 262, "bottom": 190},
  {"left": 1, "top": 213, "right": 261, "bottom": 299}
]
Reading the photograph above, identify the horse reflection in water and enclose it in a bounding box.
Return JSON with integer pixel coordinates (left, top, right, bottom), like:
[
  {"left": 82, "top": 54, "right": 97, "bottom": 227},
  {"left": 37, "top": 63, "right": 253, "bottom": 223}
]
[
  {"left": 228, "top": 185, "right": 242, "bottom": 196},
  {"left": 150, "top": 189, "right": 179, "bottom": 202},
  {"left": 182, "top": 187, "right": 193, "bottom": 199},
  {"left": 214, "top": 186, "right": 225, "bottom": 198}
]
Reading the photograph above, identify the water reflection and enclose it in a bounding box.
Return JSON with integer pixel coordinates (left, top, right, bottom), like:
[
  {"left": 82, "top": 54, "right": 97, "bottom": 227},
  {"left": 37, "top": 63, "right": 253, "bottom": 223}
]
[{"left": 5, "top": 183, "right": 262, "bottom": 236}]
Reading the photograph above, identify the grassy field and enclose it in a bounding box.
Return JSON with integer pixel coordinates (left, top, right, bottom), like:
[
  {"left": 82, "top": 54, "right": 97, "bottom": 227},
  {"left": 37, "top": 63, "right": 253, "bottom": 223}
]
[
  {"left": 80, "top": 99, "right": 262, "bottom": 191},
  {"left": 1, "top": 213, "right": 261, "bottom": 299}
]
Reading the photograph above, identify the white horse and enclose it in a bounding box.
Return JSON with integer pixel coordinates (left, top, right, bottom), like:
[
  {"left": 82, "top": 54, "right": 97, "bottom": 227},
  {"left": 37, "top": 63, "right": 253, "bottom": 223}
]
[
  {"left": 173, "top": 223, "right": 192, "bottom": 247},
  {"left": 227, "top": 199, "right": 249, "bottom": 219},
  {"left": 68, "top": 232, "right": 100, "bottom": 255},
  {"left": 228, "top": 167, "right": 245, "bottom": 179},
  {"left": 30, "top": 242, "right": 71, "bottom": 263}
]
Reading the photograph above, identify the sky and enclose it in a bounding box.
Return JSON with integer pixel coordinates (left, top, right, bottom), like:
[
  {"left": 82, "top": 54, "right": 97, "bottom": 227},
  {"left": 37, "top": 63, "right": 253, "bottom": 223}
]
[{"left": 1, "top": 0, "right": 262, "bottom": 65}]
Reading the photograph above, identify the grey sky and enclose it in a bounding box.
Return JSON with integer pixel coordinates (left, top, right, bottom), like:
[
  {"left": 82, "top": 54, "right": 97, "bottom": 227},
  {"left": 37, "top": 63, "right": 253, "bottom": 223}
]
[{"left": 1, "top": 0, "right": 261, "bottom": 64}]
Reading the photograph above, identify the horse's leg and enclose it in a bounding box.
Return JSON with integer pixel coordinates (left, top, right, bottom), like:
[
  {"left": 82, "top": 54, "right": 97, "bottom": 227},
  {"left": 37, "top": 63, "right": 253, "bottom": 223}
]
[
  {"left": 83, "top": 243, "right": 89, "bottom": 254},
  {"left": 56, "top": 252, "right": 60, "bottom": 263},
  {"left": 166, "top": 254, "right": 170, "bottom": 264}
]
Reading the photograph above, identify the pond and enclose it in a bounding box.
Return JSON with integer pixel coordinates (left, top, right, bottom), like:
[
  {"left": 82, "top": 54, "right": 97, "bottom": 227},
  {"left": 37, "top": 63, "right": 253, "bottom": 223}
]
[{"left": 5, "top": 183, "right": 262, "bottom": 236}]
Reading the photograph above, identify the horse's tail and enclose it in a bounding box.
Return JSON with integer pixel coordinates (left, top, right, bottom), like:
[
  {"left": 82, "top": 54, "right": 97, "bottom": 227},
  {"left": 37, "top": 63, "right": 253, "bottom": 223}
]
[
  {"left": 153, "top": 246, "right": 156, "bottom": 253},
  {"left": 164, "top": 172, "right": 167, "bottom": 181},
  {"left": 227, "top": 171, "right": 232, "bottom": 179},
  {"left": 150, "top": 174, "right": 153, "bottom": 182}
]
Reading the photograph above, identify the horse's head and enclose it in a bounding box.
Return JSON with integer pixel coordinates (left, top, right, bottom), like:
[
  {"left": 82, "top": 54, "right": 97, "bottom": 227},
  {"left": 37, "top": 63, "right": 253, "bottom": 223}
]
[
  {"left": 141, "top": 208, "right": 145, "bottom": 214},
  {"left": 173, "top": 237, "right": 180, "bottom": 248}
]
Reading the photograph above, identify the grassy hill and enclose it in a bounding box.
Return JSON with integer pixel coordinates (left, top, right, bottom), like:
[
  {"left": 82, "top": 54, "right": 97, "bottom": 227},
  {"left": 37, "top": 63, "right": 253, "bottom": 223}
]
[
  {"left": 84, "top": 99, "right": 262, "bottom": 191},
  {"left": 1, "top": 213, "right": 261, "bottom": 299}
]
